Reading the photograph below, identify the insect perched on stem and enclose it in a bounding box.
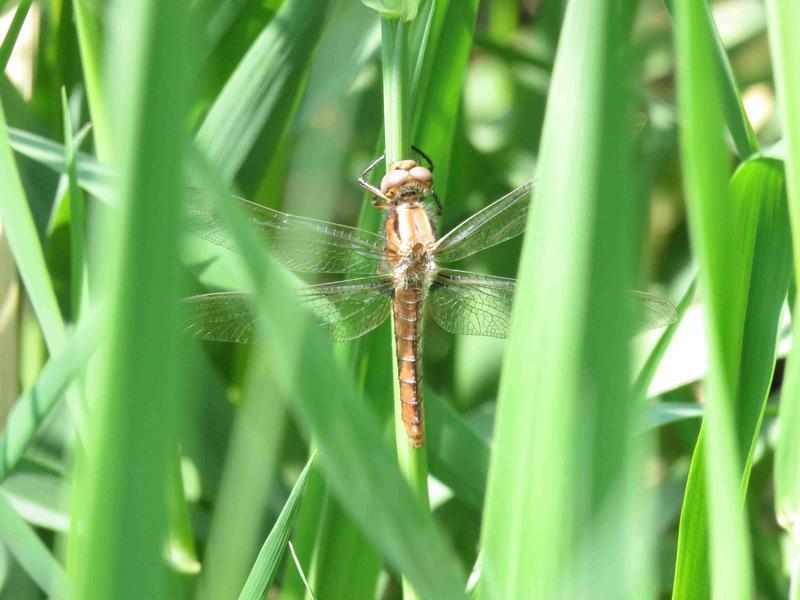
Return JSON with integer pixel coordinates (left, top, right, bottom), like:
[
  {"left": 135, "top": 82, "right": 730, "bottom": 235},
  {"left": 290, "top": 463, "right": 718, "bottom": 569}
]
[{"left": 184, "top": 149, "right": 677, "bottom": 447}]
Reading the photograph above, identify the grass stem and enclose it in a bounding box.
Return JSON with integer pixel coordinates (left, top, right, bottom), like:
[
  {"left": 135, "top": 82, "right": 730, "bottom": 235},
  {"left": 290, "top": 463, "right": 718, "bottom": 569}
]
[{"left": 381, "top": 15, "right": 430, "bottom": 600}]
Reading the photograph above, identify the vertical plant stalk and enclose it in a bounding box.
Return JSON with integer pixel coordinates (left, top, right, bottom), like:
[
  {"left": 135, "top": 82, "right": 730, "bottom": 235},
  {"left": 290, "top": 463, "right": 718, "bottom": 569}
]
[
  {"left": 72, "top": 0, "right": 112, "bottom": 160},
  {"left": 381, "top": 15, "right": 430, "bottom": 600}
]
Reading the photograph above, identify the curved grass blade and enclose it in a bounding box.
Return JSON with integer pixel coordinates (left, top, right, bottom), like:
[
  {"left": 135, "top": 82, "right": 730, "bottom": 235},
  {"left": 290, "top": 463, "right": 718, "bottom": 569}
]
[
  {"left": 673, "top": 158, "right": 791, "bottom": 597},
  {"left": 661, "top": 0, "right": 759, "bottom": 159},
  {"left": 238, "top": 456, "right": 315, "bottom": 600},
  {"left": 0, "top": 491, "right": 67, "bottom": 596}
]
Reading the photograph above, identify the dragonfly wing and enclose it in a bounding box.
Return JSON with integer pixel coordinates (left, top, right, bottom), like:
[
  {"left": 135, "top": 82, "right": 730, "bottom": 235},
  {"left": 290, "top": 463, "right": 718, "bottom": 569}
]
[
  {"left": 298, "top": 276, "right": 394, "bottom": 342},
  {"left": 182, "top": 292, "right": 258, "bottom": 344},
  {"left": 429, "top": 270, "right": 677, "bottom": 339},
  {"left": 632, "top": 290, "right": 678, "bottom": 332},
  {"left": 182, "top": 276, "right": 394, "bottom": 345},
  {"left": 429, "top": 270, "right": 515, "bottom": 338},
  {"left": 432, "top": 180, "right": 535, "bottom": 265},
  {"left": 186, "top": 188, "right": 389, "bottom": 274}
]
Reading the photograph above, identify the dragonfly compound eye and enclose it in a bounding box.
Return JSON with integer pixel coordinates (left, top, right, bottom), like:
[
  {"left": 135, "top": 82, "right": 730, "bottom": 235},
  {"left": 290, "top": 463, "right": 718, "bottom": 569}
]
[
  {"left": 409, "top": 166, "right": 432, "bottom": 185},
  {"left": 380, "top": 169, "right": 410, "bottom": 194}
]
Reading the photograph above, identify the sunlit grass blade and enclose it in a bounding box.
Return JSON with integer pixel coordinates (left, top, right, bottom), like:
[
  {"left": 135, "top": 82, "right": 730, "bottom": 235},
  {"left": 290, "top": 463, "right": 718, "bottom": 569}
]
[
  {"left": 68, "top": 0, "right": 190, "bottom": 596},
  {"left": 0, "top": 491, "right": 67, "bottom": 596},
  {"left": 765, "top": 0, "right": 800, "bottom": 594},
  {"left": 196, "top": 0, "right": 332, "bottom": 180},
  {"left": 661, "top": 0, "right": 759, "bottom": 159},
  {"left": 479, "top": 1, "right": 642, "bottom": 597},
  {"left": 238, "top": 456, "right": 314, "bottom": 600},
  {"left": 188, "top": 147, "right": 467, "bottom": 600},
  {"left": 671, "top": 0, "right": 760, "bottom": 596},
  {"left": 672, "top": 157, "right": 791, "bottom": 597}
]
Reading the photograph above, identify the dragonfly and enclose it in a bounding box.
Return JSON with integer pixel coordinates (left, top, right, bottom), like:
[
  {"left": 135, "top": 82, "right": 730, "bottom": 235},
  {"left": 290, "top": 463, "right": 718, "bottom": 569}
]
[{"left": 183, "top": 148, "right": 677, "bottom": 447}]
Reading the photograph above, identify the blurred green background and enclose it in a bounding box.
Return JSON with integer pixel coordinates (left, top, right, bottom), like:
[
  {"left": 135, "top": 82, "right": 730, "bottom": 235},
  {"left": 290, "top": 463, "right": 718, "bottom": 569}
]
[{"left": 0, "top": 0, "right": 798, "bottom": 598}]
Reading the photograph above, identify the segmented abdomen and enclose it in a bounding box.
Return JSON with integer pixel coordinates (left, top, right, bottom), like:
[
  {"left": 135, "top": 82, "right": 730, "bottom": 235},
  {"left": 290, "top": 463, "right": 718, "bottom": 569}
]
[{"left": 393, "top": 287, "right": 425, "bottom": 447}]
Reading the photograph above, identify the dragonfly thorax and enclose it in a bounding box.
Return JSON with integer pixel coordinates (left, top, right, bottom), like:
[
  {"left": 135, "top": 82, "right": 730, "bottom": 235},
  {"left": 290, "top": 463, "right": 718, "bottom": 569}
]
[{"left": 380, "top": 160, "right": 433, "bottom": 203}]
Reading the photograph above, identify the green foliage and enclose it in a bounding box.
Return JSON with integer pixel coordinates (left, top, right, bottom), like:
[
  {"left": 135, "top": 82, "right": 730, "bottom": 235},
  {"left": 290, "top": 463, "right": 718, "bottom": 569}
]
[{"left": 0, "top": 0, "right": 796, "bottom": 598}]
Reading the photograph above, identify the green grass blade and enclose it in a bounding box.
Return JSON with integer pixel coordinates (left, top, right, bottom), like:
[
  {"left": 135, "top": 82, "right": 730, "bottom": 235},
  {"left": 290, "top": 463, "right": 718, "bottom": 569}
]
[
  {"left": 0, "top": 105, "right": 66, "bottom": 352},
  {"left": 61, "top": 89, "right": 89, "bottom": 318},
  {"left": 671, "top": 0, "right": 760, "bottom": 596},
  {"left": 765, "top": 0, "right": 800, "bottom": 594},
  {"left": 7, "top": 126, "right": 115, "bottom": 202},
  {"left": 188, "top": 148, "right": 467, "bottom": 600},
  {"left": 0, "top": 0, "right": 33, "bottom": 71},
  {"left": 410, "top": 0, "right": 479, "bottom": 189},
  {"left": 0, "top": 491, "right": 67, "bottom": 596},
  {"left": 479, "top": 1, "right": 642, "bottom": 597},
  {"left": 196, "top": 0, "right": 332, "bottom": 181},
  {"left": 661, "top": 0, "right": 759, "bottom": 159},
  {"left": 672, "top": 158, "right": 791, "bottom": 598},
  {"left": 238, "top": 456, "right": 315, "bottom": 600},
  {"left": 68, "top": 0, "right": 190, "bottom": 596},
  {"left": 197, "top": 350, "right": 287, "bottom": 599},
  {"left": 426, "top": 388, "right": 489, "bottom": 511},
  {"left": 0, "top": 312, "right": 101, "bottom": 482},
  {"left": 72, "top": 0, "right": 112, "bottom": 159}
]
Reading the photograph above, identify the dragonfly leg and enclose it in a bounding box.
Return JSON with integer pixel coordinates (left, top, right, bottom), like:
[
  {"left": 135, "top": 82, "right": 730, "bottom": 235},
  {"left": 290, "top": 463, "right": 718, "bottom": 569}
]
[
  {"left": 411, "top": 145, "right": 434, "bottom": 172},
  {"left": 358, "top": 153, "right": 390, "bottom": 202}
]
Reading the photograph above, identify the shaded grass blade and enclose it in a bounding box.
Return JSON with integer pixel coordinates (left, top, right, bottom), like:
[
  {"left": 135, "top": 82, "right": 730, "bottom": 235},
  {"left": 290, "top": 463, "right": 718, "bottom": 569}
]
[
  {"left": 0, "top": 312, "right": 101, "bottom": 482},
  {"left": 196, "top": 0, "right": 332, "bottom": 181},
  {"left": 479, "top": 1, "right": 642, "bottom": 596},
  {"left": 0, "top": 105, "right": 66, "bottom": 352},
  {"left": 238, "top": 456, "right": 315, "bottom": 600}
]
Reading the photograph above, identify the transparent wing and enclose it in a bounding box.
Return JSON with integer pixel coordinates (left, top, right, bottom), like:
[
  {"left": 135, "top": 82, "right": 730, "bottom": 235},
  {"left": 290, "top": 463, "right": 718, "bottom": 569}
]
[
  {"left": 182, "top": 276, "right": 394, "bottom": 344},
  {"left": 297, "top": 276, "right": 394, "bottom": 342},
  {"left": 182, "top": 292, "right": 258, "bottom": 344},
  {"left": 429, "top": 269, "right": 677, "bottom": 339},
  {"left": 432, "top": 180, "right": 535, "bottom": 264},
  {"left": 186, "top": 188, "right": 389, "bottom": 274},
  {"left": 632, "top": 291, "right": 678, "bottom": 332},
  {"left": 428, "top": 270, "right": 515, "bottom": 338}
]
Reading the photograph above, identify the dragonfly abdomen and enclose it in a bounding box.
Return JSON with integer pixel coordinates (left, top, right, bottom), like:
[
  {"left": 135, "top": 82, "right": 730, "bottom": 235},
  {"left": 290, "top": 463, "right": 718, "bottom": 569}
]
[{"left": 393, "top": 286, "right": 425, "bottom": 447}]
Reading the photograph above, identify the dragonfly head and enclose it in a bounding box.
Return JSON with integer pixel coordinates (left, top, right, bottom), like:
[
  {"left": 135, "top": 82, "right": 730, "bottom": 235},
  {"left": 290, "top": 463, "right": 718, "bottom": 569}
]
[{"left": 380, "top": 160, "right": 433, "bottom": 203}]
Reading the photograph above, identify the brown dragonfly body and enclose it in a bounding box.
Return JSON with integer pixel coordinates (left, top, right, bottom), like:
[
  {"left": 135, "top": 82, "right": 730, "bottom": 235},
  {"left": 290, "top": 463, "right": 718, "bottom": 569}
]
[
  {"left": 380, "top": 161, "right": 439, "bottom": 446},
  {"left": 184, "top": 151, "right": 677, "bottom": 448}
]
